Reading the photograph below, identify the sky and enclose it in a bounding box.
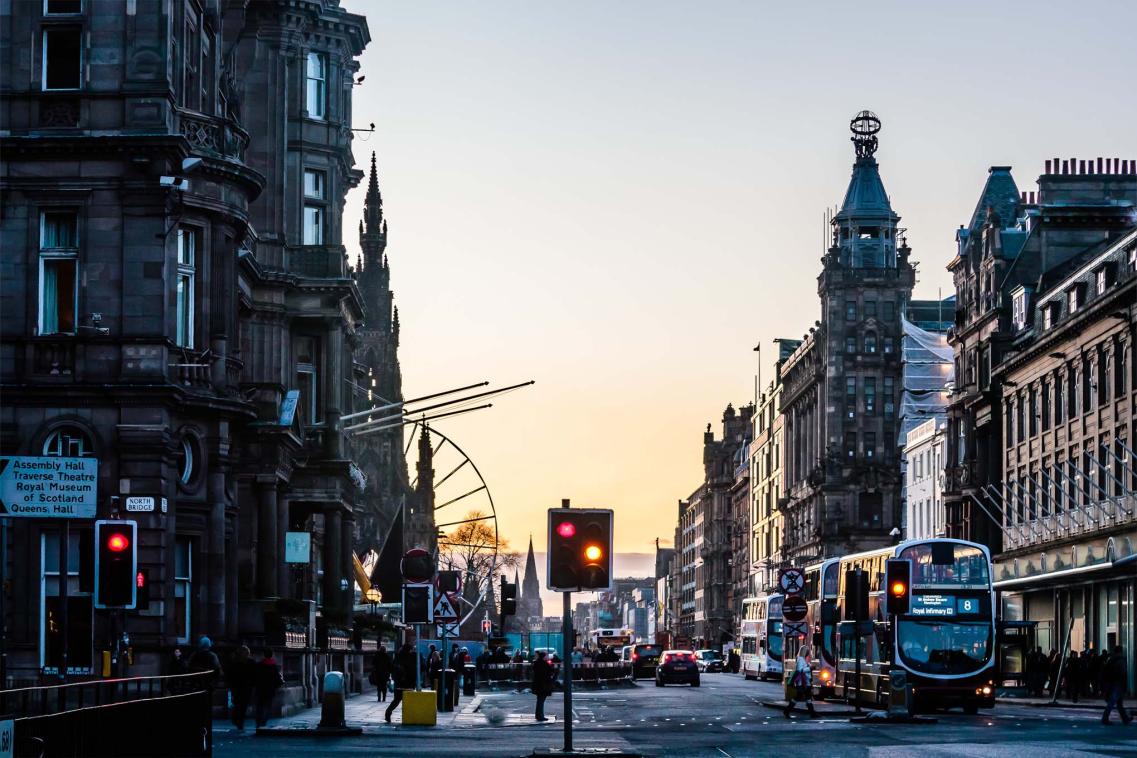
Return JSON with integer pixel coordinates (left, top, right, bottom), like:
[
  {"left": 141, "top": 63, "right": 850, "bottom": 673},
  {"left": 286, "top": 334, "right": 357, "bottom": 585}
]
[{"left": 339, "top": 1, "right": 1137, "bottom": 575}]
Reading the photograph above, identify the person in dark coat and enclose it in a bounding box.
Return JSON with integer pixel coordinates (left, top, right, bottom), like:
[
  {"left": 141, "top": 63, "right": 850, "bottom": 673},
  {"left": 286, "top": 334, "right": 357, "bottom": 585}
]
[
  {"left": 1101, "top": 645, "right": 1131, "bottom": 725},
  {"left": 532, "top": 650, "right": 555, "bottom": 721},
  {"left": 1065, "top": 650, "right": 1083, "bottom": 703},
  {"left": 385, "top": 643, "right": 419, "bottom": 723},
  {"left": 226, "top": 645, "right": 255, "bottom": 731},
  {"left": 1047, "top": 649, "right": 1062, "bottom": 697},
  {"left": 1085, "top": 649, "right": 1102, "bottom": 698},
  {"left": 371, "top": 644, "right": 392, "bottom": 702},
  {"left": 253, "top": 648, "right": 284, "bottom": 728},
  {"left": 189, "top": 636, "right": 223, "bottom": 688}
]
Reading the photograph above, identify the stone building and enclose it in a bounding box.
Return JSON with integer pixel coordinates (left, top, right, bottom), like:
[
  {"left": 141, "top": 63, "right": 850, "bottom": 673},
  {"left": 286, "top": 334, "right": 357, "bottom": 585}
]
[
  {"left": 748, "top": 343, "right": 791, "bottom": 596},
  {"left": 944, "top": 157, "right": 1136, "bottom": 690},
  {"left": 778, "top": 112, "right": 915, "bottom": 567},
  {"left": 0, "top": 0, "right": 415, "bottom": 699},
  {"left": 671, "top": 488, "right": 701, "bottom": 645},
  {"left": 903, "top": 418, "right": 947, "bottom": 540}
]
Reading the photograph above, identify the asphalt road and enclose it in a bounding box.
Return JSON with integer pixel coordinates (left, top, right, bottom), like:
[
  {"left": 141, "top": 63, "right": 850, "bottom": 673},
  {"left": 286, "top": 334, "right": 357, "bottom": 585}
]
[{"left": 214, "top": 673, "right": 1136, "bottom": 758}]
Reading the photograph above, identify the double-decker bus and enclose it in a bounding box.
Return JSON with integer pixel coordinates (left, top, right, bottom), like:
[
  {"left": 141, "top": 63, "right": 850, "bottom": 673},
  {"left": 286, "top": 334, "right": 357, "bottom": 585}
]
[
  {"left": 803, "top": 558, "right": 840, "bottom": 697},
  {"left": 739, "top": 594, "right": 783, "bottom": 681},
  {"left": 834, "top": 538, "right": 996, "bottom": 713}
]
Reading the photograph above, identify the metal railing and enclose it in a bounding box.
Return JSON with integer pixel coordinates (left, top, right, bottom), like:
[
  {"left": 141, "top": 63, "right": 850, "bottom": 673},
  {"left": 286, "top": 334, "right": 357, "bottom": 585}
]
[{"left": 476, "top": 661, "right": 633, "bottom": 688}]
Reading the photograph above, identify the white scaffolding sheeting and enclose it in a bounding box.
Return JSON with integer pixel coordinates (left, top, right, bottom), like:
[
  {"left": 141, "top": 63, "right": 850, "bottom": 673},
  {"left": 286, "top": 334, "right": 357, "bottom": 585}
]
[{"left": 899, "top": 315, "right": 953, "bottom": 445}]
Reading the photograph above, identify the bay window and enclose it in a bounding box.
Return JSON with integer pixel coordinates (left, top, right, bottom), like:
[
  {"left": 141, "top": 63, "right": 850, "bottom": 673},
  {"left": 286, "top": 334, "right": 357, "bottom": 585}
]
[
  {"left": 176, "top": 227, "right": 197, "bottom": 347},
  {"left": 306, "top": 52, "right": 327, "bottom": 119},
  {"left": 39, "top": 210, "right": 79, "bottom": 335}
]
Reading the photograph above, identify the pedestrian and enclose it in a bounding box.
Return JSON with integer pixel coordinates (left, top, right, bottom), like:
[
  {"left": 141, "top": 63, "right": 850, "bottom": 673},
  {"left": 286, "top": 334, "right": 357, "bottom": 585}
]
[
  {"left": 1101, "top": 645, "right": 1132, "bottom": 725},
  {"left": 428, "top": 646, "right": 443, "bottom": 691},
  {"left": 226, "top": 645, "right": 255, "bottom": 731},
  {"left": 385, "top": 643, "right": 418, "bottom": 723},
  {"left": 532, "top": 649, "right": 555, "bottom": 721},
  {"left": 1066, "top": 650, "right": 1083, "bottom": 703},
  {"left": 449, "top": 644, "right": 463, "bottom": 707},
  {"left": 253, "top": 648, "right": 284, "bottom": 728},
  {"left": 1024, "top": 647, "right": 1041, "bottom": 695},
  {"left": 370, "top": 644, "right": 392, "bottom": 702},
  {"left": 571, "top": 648, "right": 583, "bottom": 665},
  {"left": 169, "top": 646, "right": 189, "bottom": 675},
  {"left": 188, "top": 636, "right": 223, "bottom": 689},
  {"left": 1047, "top": 648, "right": 1062, "bottom": 697},
  {"left": 729, "top": 648, "right": 741, "bottom": 674},
  {"left": 1086, "top": 648, "right": 1102, "bottom": 698},
  {"left": 784, "top": 647, "right": 817, "bottom": 719}
]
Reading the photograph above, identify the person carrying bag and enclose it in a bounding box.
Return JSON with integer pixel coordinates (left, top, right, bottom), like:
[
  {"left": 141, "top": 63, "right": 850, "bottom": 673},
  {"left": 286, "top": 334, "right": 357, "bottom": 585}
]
[{"left": 784, "top": 647, "right": 818, "bottom": 719}]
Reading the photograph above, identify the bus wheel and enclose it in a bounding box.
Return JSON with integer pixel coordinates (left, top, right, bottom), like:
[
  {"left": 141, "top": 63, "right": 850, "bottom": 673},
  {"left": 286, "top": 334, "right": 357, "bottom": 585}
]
[{"left": 744, "top": 673, "right": 756, "bottom": 681}]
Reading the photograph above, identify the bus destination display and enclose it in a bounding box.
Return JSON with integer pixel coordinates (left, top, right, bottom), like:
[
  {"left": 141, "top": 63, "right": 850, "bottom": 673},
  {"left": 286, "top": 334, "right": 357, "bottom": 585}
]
[{"left": 910, "top": 594, "right": 981, "bottom": 617}]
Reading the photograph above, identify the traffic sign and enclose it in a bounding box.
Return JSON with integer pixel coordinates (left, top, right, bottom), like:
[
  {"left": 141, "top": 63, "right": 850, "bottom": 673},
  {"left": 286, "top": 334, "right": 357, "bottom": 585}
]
[
  {"left": 0, "top": 456, "right": 98, "bottom": 518},
  {"left": 778, "top": 567, "right": 805, "bottom": 595},
  {"left": 433, "top": 590, "right": 459, "bottom": 622},
  {"left": 436, "top": 622, "right": 459, "bottom": 637},
  {"left": 401, "top": 548, "right": 435, "bottom": 583},
  {"left": 783, "top": 621, "right": 809, "bottom": 638},
  {"left": 782, "top": 595, "right": 808, "bottom": 622}
]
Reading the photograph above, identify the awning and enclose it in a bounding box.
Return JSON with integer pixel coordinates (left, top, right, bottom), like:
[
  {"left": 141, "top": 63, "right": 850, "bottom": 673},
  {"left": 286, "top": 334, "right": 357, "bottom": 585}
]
[{"left": 994, "top": 559, "right": 1130, "bottom": 590}]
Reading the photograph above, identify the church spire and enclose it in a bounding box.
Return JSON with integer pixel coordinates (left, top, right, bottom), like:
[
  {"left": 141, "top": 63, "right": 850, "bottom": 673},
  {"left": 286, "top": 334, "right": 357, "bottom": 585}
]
[{"left": 364, "top": 151, "right": 383, "bottom": 234}]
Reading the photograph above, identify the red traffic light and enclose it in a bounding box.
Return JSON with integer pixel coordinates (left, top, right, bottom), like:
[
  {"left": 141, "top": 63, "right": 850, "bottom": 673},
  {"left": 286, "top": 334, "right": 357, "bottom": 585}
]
[
  {"left": 107, "top": 533, "right": 130, "bottom": 552},
  {"left": 556, "top": 521, "right": 576, "bottom": 538}
]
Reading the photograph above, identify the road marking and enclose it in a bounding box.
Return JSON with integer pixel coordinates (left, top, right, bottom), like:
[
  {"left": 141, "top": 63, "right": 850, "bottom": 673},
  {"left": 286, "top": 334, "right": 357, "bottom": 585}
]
[{"left": 715, "top": 749, "right": 733, "bottom": 758}]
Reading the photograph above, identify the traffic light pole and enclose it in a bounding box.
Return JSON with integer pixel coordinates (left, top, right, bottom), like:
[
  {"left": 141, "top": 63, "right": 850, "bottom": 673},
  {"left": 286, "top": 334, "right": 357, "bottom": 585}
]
[{"left": 562, "top": 590, "right": 573, "bottom": 753}]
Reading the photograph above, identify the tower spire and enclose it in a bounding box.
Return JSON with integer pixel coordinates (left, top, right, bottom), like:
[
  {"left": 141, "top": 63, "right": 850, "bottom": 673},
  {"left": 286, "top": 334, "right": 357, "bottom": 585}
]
[{"left": 364, "top": 151, "right": 383, "bottom": 233}]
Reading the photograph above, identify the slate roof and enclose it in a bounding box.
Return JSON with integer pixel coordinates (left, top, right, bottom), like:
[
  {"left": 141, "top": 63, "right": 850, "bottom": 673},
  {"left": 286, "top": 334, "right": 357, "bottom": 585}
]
[
  {"left": 965, "top": 166, "right": 1020, "bottom": 233},
  {"left": 835, "top": 157, "right": 899, "bottom": 221}
]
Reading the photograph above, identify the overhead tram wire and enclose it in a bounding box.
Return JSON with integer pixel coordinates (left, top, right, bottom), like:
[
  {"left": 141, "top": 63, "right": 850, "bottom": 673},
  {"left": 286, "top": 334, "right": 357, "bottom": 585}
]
[
  {"left": 343, "top": 379, "right": 535, "bottom": 434},
  {"left": 339, "top": 380, "right": 490, "bottom": 424},
  {"left": 351, "top": 403, "right": 494, "bottom": 437}
]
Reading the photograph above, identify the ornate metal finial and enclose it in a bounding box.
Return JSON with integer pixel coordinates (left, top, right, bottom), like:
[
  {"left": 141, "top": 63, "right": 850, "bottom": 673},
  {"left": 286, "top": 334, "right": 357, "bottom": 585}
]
[{"left": 850, "top": 110, "right": 881, "bottom": 158}]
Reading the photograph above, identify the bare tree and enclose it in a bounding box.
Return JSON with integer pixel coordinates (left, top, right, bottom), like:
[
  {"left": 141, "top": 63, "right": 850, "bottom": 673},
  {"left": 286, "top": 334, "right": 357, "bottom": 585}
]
[{"left": 438, "top": 510, "right": 519, "bottom": 638}]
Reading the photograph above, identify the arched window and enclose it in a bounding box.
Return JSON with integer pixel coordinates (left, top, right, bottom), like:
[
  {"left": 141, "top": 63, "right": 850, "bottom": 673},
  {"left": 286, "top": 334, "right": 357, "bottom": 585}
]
[
  {"left": 42, "top": 426, "right": 93, "bottom": 457},
  {"left": 175, "top": 435, "right": 197, "bottom": 485},
  {"left": 864, "top": 331, "right": 877, "bottom": 354}
]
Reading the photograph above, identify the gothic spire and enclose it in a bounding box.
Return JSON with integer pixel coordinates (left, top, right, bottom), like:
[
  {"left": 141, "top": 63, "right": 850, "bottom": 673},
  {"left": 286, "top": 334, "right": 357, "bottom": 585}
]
[{"left": 364, "top": 151, "right": 383, "bottom": 234}]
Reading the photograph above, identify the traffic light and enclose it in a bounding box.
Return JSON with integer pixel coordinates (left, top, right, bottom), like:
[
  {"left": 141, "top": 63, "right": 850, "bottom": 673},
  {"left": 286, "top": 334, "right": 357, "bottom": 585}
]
[
  {"left": 546, "top": 508, "right": 613, "bottom": 592},
  {"left": 437, "top": 570, "right": 460, "bottom": 593},
  {"left": 94, "top": 520, "right": 137, "bottom": 609},
  {"left": 885, "top": 559, "right": 912, "bottom": 616},
  {"left": 136, "top": 568, "right": 150, "bottom": 610},
  {"left": 844, "top": 567, "right": 868, "bottom": 621},
  {"left": 500, "top": 579, "right": 517, "bottom": 616},
  {"left": 402, "top": 583, "right": 433, "bottom": 624}
]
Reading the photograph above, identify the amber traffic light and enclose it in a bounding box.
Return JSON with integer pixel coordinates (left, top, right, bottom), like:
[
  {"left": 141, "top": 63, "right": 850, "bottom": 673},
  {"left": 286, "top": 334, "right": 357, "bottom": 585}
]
[
  {"left": 547, "top": 508, "right": 613, "bottom": 592},
  {"left": 885, "top": 558, "right": 912, "bottom": 616}
]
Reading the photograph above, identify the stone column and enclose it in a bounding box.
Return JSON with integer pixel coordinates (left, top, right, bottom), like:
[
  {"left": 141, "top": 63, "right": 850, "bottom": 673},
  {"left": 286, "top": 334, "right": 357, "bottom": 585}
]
[
  {"left": 256, "top": 479, "right": 278, "bottom": 598},
  {"left": 341, "top": 514, "right": 354, "bottom": 613},
  {"left": 324, "top": 325, "right": 342, "bottom": 459},
  {"left": 323, "top": 509, "right": 342, "bottom": 617},
  {"left": 207, "top": 468, "right": 227, "bottom": 637},
  {"left": 277, "top": 496, "right": 291, "bottom": 598}
]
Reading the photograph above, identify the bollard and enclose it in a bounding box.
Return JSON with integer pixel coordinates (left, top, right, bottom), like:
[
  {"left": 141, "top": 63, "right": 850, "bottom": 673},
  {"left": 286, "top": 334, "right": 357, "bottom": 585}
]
[
  {"left": 319, "top": 671, "right": 346, "bottom": 729},
  {"left": 464, "top": 663, "right": 477, "bottom": 696}
]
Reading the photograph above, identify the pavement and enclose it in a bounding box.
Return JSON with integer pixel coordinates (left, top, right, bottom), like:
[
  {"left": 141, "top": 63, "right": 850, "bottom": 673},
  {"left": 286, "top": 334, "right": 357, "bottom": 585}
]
[{"left": 214, "top": 673, "right": 1137, "bottom": 758}]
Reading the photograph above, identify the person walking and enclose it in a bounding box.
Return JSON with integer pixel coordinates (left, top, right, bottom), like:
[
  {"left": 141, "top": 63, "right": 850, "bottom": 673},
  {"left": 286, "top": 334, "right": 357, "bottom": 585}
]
[
  {"left": 532, "top": 649, "right": 555, "bottom": 721},
  {"left": 1086, "top": 648, "right": 1102, "bottom": 698},
  {"left": 226, "top": 646, "right": 255, "bottom": 731},
  {"left": 784, "top": 647, "right": 817, "bottom": 718},
  {"left": 1024, "top": 647, "right": 1041, "bottom": 695},
  {"left": 1047, "top": 648, "right": 1062, "bottom": 697},
  {"left": 253, "top": 648, "right": 284, "bottom": 728},
  {"left": 427, "top": 645, "right": 443, "bottom": 691},
  {"left": 371, "top": 644, "right": 392, "bottom": 702},
  {"left": 385, "top": 643, "right": 418, "bottom": 723},
  {"left": 189, "top": 636, "right": 224, "bottom": 692},
  {"left": 1066, "top": 650, "right": 1084, "bottom": 703},
  {"left": 1101, "top": 645, "right": 1132, "bottom": 725}
]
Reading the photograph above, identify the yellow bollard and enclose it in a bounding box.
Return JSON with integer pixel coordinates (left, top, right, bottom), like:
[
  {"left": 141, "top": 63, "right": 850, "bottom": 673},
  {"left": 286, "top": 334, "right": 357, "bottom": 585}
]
[
  {"left": 101, "top": 650, "right": 111, "bottom": 677},
  {"left": 401, "top": 690, "right": 437, "bottom": 726}
]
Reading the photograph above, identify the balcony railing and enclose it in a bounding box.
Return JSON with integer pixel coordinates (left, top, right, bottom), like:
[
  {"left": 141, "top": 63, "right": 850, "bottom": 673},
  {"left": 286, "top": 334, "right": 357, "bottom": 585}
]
[
  {"left": 176, "top": 108, "right": 249, "bottom": 162},
  {"left": 1002, "top": 494, "right": 1135, "bottom": 551}
]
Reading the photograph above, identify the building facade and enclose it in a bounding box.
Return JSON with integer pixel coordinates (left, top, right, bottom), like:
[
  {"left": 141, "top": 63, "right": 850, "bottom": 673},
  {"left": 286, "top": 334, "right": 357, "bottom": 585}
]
[
  {"left": 0, "top": 0, "right": 419, "bottom": 701},
  {"left": 749, "top": 355, "right": 788, "bottom": 597},
  {"left": 778, "top": 112, "right": 915, "bottom": 567},
  {"left": 903, "top": 417, "right": 947, "bottom": 540}
]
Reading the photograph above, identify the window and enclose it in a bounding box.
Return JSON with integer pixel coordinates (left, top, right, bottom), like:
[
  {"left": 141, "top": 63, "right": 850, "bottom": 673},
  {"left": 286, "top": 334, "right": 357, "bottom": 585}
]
[
  {"left": 846, "top": 335, "right": 857, "bottom": 354},
  {"left": 303, "top": 169, "right": 326, "bottom": 199},
  {"left": 1016, "top": 395, "right": 1025, "bottom": 443},
  {"left": 1096, "top": 269, "right": 1109, "bottom": 295},
  {"left": 883, "top": 301, "right": 895, "bottom": 321},
  {"left": 42, "top": 26, "right": 82, "bottom": 90},
  {"left": 174, "top": 537, "right": 192, "bottom": 644},
  {"left": 306, "top": 52, "right": 326, "bottom": 119},
  {"left": 303, "top": 206, "right": 324, "bottom": 245},
  {"left": 864, "top": 301, "right": 877, "bottom": 318},
  {"left": 1029, "top": 386, "right": 1038, "bottom": 437},
  {"left": 175, "top": 436, "right": 196, "bottom": 485},
  {"left": 883, "top": 336, "right": 895, "bottom": 354},
  {"left": 858, "top": 492, "right": 882, "bottom": 529},
  {"left": 864, "top": 331, "right": 877, "bottom": 354},
  {"left": 1130, "top": 245, "right": 1137, "bottom": 273},
  {"left": 42, "top": 529, "right": 94, "bottom": 675},
  {"left": 845, "top": 432, "right": 857, "bottom": 460},
  {"left": 42, "top": 426, "right": 92, "bottom": 457},
  {"left": 175, "top": 227, "right": 197, "bottom": 347},
  {"left": 1054, "top": 373, "right": 1064, "bottom": 424},
  {"left": 1067, "top": 366, "right": 1078, "bottom": 418},
  {"left": 865, "top": 432, "right": 876, "bottom": 459},
  {"left": 864, "top": 377, "right": 876, "bottom": 415},
  {"left": 845, "top": 377, "right": 856, "bottom": 419},
  {"left": 183, "top": 14, "right": 200, "bottom": 110},
  {"left": 295, "top": 336, "right": 320, "bottom": 425},
  {"left": 1097, "top": 347, "right": 1109, "bottom": 406},
  {"left": 45, "top": 0, "right": 83, "bottom": 13},
  {"left": 39, "top": 211, "right": 79, "bottom": 335},
  {"left": 1067, "top": 286, "right": 1081, "bottom": 314},
  {"left": 1041, "top": 379, "right": 1051, "bottom": 432},
  {"left": 1115, "top": 337, "right": 1127, "bottom": 397},
  {"left": 845, "top": 301, "right": 857, "bottom": 321},
  {"left": 1042, "top": 304, "right": 1056, "bottom": 330},
  {"left": 883, "top": 376, "right": 895, "bottom": 418},
  {"left": 1012, "top": 289, "right": 1028, "bottom": 329},
  {"left": 1083, "top": 356, "right": 1094, "bottom": 410}
]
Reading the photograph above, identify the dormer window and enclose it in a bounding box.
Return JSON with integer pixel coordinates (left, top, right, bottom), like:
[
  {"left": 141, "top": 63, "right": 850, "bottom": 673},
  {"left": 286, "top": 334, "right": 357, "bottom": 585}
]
[
  {"left": 1094, "top": 264, "right": 1115, "bottom": 295},
  {"left": 1042, "top": 303, "right": 1059, "bottom": 330},
  {"left": 1011, "top": 287, "right": 1031, "bottom": 330},
  {"left": 1129, "top": 244, "right": 1136, "bottom": 273},
  {"left": 1067, "top": 284, "right": 1084, "bottom": 314}
]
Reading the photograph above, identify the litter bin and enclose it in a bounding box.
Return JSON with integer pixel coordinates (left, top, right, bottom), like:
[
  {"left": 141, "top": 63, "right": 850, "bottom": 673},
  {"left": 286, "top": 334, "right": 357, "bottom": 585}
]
[
  {"left": 438, "top": 669, "right": 455, "bottom": 712},
  {"left": 464, "top": 663, "right": 477, "bottom": 696}
]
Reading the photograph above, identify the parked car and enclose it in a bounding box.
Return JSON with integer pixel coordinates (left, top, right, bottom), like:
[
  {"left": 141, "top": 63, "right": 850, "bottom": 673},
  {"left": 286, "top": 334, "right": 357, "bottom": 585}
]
[
  {"left": 620, "top": 643, "right": 663, "bottom": 679},
  {"left": 694, "top": 649, "right": 724, "bottom": 673},
  {"left": 655, "top": 650, "right": 700, "bottom": 687}
]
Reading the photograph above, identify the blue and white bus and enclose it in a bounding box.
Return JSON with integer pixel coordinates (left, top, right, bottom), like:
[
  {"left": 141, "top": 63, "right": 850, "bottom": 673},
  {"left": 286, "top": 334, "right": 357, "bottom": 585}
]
[
  {"left": 740, "top": 594, "right": 783, "bottom": 681},
  {"left": 834, "top": 538, "right": 997, "bottom": 712}
]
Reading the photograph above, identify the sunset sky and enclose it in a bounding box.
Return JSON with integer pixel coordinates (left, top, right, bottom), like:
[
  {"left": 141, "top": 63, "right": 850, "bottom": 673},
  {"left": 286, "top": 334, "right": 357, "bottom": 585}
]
[{"left": 340, "top": 1, "right": 1137, "bottom": 571}]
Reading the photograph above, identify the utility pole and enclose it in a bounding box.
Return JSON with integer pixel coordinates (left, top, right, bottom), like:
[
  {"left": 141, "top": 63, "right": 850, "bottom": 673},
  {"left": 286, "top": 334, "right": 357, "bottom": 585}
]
[{"left": 561, "top": 498, "right": 573, "bottom": 753}]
